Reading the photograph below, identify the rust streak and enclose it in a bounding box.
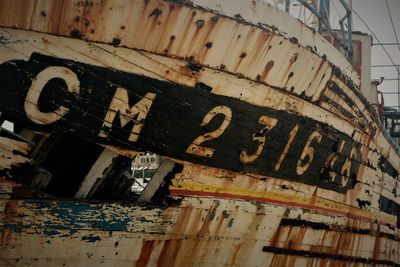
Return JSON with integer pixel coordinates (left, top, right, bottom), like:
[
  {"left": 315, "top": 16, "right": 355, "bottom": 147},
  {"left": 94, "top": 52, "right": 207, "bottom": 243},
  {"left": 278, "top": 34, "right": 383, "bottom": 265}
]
[
  {"left": 157, "top": 239, "right": 182, "bottom": 266},
  {"left": 137, "top": 240, "right": 155, "bottom": 267},
  {"left": 261, "top": 60, "right": 274, "bottom": 80}
]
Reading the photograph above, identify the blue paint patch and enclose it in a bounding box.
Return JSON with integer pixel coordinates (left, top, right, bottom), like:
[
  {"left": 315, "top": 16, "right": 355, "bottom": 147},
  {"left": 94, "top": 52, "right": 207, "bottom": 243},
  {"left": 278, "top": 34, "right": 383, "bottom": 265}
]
[
  {"left": 59, "top": 229, "right": 77, "bottom": 238},
  {"left": 5, "top": 226, "right": 23, "bottom": 233},
  {"left": 17, "top": 200, "right": 133, "bottom": 231},
  {"left": 69, "top": 229, "right": 78, "bottom": 235},
  {"left": 222, "top": 210, "right": 230, "bottom": 218},
  {"left": 208, "top": 213, "right": 216, "bottom": 221},
  {"left": 43, "top": 229, "right": 61, "bottom": 237},
  {"left": 3, "top": 199, "right": 172, "bottom": 237},
  {"left": 81, "top": 235, "right": 101, "bottom": 243},
  {"left": 0, "top": 35, "right": 8, "bottom": 45}
]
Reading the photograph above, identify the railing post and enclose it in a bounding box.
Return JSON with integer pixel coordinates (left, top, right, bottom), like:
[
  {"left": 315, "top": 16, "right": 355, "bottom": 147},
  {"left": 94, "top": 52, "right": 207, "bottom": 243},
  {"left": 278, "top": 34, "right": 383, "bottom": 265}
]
[
  {"left": 285, "top": 0, "right": 291, "bottom": 13},
  {"left": 318, "top": 0, "right": 330, "bottom": 32}
]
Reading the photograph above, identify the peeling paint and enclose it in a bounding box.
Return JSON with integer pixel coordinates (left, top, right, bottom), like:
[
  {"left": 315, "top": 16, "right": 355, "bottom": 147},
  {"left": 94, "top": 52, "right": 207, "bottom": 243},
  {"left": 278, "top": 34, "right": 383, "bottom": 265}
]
[
  {"left": 81, "top": 235, "right": 101, "bottom": 243},
  {"left": 0, "top": 0, "right": 399, "bottom": 265}
]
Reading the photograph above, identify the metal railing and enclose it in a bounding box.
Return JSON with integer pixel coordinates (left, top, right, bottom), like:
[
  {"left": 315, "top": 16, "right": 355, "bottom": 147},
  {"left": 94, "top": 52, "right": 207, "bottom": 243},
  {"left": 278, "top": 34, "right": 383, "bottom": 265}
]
[
  {"left": 286, "top": 0, "right": 353, "bottom": 61},
  {"left": 371, "top": 64, "right": 400, "bottom": 112}
]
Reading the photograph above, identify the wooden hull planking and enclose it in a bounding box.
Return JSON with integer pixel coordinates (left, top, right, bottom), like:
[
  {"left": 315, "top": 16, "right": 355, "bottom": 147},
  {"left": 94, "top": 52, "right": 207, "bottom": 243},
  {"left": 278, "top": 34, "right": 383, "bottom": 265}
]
[{"left": 0, "top": 0, "right": 399, "bottom": 266}]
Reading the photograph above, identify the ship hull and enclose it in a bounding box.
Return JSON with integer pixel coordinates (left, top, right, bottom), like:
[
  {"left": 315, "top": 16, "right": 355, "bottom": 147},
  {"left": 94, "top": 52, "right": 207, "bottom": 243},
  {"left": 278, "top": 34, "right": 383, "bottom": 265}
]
[
  {"left": 1, "top": 192, "right": 399, "bottom": 266},
  {"left": 0, "top": 0, "right": 400, "bottom": 266}
]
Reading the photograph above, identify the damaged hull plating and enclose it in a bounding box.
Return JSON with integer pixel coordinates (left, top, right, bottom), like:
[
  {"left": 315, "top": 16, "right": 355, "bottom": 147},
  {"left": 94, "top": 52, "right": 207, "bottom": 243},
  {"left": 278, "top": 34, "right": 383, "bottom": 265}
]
[{"left": 0, "top": 0, "right": 399, "bottom": 266}]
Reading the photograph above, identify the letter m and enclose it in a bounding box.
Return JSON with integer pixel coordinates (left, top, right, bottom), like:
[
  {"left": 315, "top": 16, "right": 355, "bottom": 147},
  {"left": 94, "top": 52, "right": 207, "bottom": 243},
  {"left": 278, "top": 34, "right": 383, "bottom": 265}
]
[{"left": 98, "top": 87, "right": 156, "bottom": 142}]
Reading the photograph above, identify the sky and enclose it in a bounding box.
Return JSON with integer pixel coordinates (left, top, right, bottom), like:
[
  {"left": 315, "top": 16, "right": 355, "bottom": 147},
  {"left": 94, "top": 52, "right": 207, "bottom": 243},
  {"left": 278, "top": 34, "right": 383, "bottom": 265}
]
[
  {"left": 326, "top": 0, "right": 400, "bottom": 109},
  {"left": 272, "top": 0, "right": 400, "bottom": 109},
  {"left": 350, "top": 0, "right": 400, "bottom": 109}
]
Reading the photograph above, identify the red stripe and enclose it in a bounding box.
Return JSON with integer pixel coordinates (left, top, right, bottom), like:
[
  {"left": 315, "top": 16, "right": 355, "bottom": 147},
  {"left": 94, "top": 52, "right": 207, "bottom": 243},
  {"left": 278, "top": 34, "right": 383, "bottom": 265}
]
[
  {"left": 0, "top": 177, "right": 14, "bottom": 184},
  {"left": 170, "top": 188, "right": 392, "bottom": 226}
]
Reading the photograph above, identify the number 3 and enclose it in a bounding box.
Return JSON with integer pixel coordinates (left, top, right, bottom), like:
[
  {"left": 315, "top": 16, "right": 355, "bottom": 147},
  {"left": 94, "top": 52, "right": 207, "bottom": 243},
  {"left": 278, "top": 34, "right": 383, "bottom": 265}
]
[
  {"left": 240, "top": 115, "right": 278, "bottom": 164},
  {"left": 185, "top": 105, "right": 232, "bottom": 158}
]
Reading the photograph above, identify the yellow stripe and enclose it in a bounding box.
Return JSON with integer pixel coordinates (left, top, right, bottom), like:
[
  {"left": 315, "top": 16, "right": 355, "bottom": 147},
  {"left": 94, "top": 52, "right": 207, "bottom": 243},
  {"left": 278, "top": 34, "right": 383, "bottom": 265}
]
[{"left": 171, "top": 180, "right": 396, "bottom": 226}]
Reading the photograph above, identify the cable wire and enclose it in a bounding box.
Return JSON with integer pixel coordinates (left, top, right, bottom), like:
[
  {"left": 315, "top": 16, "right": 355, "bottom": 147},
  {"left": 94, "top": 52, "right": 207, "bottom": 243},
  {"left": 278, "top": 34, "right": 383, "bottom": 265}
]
[
  {"left": 330, "top": 0, "right": 342, "bottom": 29},
  {"left": 384, "top": 0, "right": 400, "bottom": 67},
  {"left": 351, "top": 7, "right": 399, "bottom": 73}
]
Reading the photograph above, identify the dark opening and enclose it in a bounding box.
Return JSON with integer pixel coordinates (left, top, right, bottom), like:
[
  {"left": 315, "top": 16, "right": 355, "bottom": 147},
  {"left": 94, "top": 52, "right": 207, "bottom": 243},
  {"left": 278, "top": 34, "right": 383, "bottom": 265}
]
[{"left": 43, "top": 133, "right": 103, "bottom": 197}]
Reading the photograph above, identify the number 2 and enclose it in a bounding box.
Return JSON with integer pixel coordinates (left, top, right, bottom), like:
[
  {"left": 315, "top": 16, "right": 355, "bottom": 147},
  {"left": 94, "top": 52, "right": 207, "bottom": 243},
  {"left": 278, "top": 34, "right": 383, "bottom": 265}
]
[{"left": 185, "top": 105, "right": 232, "bottom": 158}]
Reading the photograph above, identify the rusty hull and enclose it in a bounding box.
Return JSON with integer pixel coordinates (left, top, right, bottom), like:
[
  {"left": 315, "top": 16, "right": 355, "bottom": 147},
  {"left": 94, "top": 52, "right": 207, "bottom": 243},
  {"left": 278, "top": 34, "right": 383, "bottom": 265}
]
[
  {"left": 0, "top": 0, "right": 399, "bottom": 266},
  {"left": 1, "top": 174, "right": 400, "bottom": 266}
]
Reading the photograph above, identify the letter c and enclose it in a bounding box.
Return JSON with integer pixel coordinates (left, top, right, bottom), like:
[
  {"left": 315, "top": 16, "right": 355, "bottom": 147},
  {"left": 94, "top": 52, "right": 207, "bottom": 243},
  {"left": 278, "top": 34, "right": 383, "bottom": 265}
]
[{"left": 24, "top": 66, "right": 80, "bottom": 125}]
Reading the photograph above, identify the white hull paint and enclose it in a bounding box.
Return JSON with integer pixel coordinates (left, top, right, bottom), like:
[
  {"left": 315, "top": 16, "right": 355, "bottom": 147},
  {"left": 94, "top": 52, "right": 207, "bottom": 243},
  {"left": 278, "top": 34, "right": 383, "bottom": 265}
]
[
  {"left": 0, "top": 0, "right": 399, "bottom": 266},
  {"left": 2, "top": 194, "right": 399, "bottom": 266}
]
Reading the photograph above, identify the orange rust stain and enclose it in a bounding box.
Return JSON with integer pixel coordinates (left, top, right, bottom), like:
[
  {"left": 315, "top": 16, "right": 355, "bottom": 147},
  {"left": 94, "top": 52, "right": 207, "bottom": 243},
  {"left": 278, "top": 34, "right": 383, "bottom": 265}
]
[
  {"left": 157, "top": 3, "right": 176, "bottom": 53},
  {"left": 196, "top": 207, "right": 217, "bottom": 236},
  {"left": 164, "top": 35, "right": 175, "bottom": 54},
  {"left": 212, "top": 210, "right": 226, "bottom": 235},
  {"left": 310, "top": 60, "right": 327, "bottom": 90},
  {"left": 0, "top": 229, "right": 13, "bottom": 247},
  {"left": 230, "top": 243, "right": 241, "bottom": 265},
  {"left": 269, "top": 223, "right": 283, "bottom": 248},
  {"left": 172, "top": 207, "right": 192, "bottom": 235},
  {"left": 189, "top": 208, "right": 204, "bottom": 235},
  {"left": 186, "top": 15, "right": 206, "bottom": 58},
  {"left": 137, "top": 1, "right": 166, "bottom": 47},
  {"left": 233, "top": 52, "right": 247, "bottom": 73},
  {"left": 314, "top": 60, "right": 325, "bottom": 77},
  {"left": 306, "top": 257, "right": 318, "bottom": 267},
  {"left": 290, "top": 226, "right": 307, "bottom": 250},
  {"left": 372, "top": 236, "right": 381, "bottom": 260},
  {"left": 254, "top": 32, "right": 269, "bottom": 53},
  {"left": 136, "top": 239, "right": 155, "bottom": 267},
  {"left": 177, "top": 65, "right": 197, "bottom": 79},
  {"left": 245, "top": 205, "right": 266, "bottom": 241},
  {"left": 156, "top": 239, "right": 182, "bottom": 266},
  {"left": 4, "top": 200, "right": 21, "bottom": 218},
  {"left": 233, "top": 35, "right": 250, "bottom": 72},
  {"left": 166, "top": 206, "right": 205, "bottom": 261},
  {"left": 65, "top": 0, "right": 90, "bottom": 36},
  {"left": 248, "top": 31, "right": 271, "bottom": 67},
  {"left": 196, "top": 16, "right": 219, "bottom": 62},
  {"left": 0, "top": 0, "right": 29, "bottom": 29},
  {"left": 271, "top": 254, "right": 289, "bottom": 266},
  {"left": 315, "top": 258, "right": 330, "bottom": 267},
  {"left": 287, "top": 254, "right": 298, "bottom": 266},
  {"left": 232, "top": 27, "right": 256, "bottom": 71},
  {"left": 175, "top": 9, "right": 197, "bottom": 53},
  {"left": 173, "top": 237, "right": 198, "bottom": 262},
  {"left": 261, "top": 60, "right": 274, "bottom": 80},
  {"left": 336, "top": 231, "right": 355, "bottom": 256},
  {"left": 79, "top": 12, "right": 96, "bottom": 38}
]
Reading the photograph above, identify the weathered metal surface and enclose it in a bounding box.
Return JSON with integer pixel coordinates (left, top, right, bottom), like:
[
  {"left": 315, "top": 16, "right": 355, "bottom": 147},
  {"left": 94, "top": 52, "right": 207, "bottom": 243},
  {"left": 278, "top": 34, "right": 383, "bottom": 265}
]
[
  {"left": 0, "top": 0, "right": 399, "bottom": 266},
  {"left": 0, "top": 129, "right": 32, "bottom": 174},
  {"left": 74, "top": 148, "right": 119, "bottom": 198},
  {"left": 0, "top": 48, "right": 365, "bottom": 193},
  {"left": 0, "top": 0, "right": 359, "bottom": 86},
  {"left": 1, "top": 189, "right": 400, "bottom": 266},
  {"left": 138, "top": 158, "right": 176, "bottom": 202},
  {"left": 171, "top": 162, "right": 397, "bottom": 226}
]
